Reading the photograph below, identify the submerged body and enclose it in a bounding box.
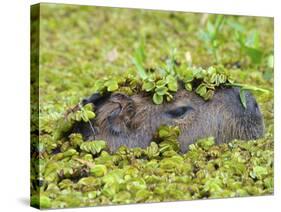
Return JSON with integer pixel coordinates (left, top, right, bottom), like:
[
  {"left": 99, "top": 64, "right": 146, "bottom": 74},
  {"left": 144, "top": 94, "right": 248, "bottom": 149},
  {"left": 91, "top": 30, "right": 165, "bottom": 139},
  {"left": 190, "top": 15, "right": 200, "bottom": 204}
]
[{"left": 70, "top": 87, "right": 264, "bottom": 153}]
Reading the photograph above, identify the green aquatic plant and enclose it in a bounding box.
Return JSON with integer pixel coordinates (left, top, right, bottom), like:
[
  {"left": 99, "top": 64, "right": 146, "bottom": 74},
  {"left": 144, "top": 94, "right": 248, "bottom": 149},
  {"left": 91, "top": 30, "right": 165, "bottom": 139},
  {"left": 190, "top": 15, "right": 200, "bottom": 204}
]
[
  {"left": 199, "top": 15, "right": 225, "bottom": 63},
  {"left": 32, "top": 124, "right": 273, "bottom": 208},
  {"left": 63, "top": 61, "right": 269, "bottom": 113},
  {"left": 80, "top": 140, "right": 107, "bottom": 155},
  {"left": 230, "top": 22, "right": 263, "bottom": 65},
  {"left": 36, "top": 49, "right": 272, "bottom": 209}
]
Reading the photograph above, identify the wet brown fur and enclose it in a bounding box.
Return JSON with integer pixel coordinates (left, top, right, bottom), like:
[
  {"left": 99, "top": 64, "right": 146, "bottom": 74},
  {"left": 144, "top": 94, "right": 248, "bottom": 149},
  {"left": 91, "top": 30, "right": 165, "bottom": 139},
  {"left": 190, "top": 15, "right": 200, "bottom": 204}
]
[{"left": 70, "top": 87, "right": 264, "bottom": 153}]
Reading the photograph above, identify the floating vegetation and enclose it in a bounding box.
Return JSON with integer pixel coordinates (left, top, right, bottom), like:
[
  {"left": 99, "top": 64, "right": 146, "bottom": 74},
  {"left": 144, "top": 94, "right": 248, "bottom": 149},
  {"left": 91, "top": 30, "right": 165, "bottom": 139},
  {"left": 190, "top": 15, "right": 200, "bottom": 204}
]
[{"left": 31, "top": 126, "right": 273, "bottom": 208}]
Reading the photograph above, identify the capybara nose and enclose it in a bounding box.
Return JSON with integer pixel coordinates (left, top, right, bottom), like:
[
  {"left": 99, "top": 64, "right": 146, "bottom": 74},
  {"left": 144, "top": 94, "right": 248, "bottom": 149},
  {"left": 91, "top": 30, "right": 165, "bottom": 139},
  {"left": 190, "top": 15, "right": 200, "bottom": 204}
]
[
  {"left": 247, "top": 97, "right": 261, "bottom": 115},
  {"left": 242, "top": 90, "right": 262, "bottom": 116},
  {"left": 230, "top": 87, "right": 262, "bottom": 118}
]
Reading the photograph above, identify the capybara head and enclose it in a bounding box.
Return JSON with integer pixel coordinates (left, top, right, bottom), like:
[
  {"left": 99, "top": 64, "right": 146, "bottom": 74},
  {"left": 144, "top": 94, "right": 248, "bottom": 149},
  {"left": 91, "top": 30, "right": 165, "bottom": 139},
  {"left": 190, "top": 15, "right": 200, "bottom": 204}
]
[{"left": 70, "top": 86, "right": 264, "bottom": 153}]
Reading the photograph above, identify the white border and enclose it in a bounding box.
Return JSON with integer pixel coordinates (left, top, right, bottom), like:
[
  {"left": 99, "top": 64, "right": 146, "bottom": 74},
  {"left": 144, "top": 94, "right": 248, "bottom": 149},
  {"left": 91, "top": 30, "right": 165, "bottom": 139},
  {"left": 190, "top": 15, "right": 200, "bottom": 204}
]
[{"left": 0, "top": 0, "right": 280, "bottom": 211}]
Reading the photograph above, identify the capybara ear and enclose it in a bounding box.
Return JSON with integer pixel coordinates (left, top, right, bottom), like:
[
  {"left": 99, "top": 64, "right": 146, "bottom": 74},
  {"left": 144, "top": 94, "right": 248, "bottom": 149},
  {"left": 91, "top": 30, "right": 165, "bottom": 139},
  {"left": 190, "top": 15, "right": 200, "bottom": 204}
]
[
  {"left": 107, "top": 93, "right": 137, "bottom": 135},
  {"left": 64, "top": 92, "right": 108, "bottom": 118},
  {"left": 81, "top": 92, "right": 110, "bottom": 107}
]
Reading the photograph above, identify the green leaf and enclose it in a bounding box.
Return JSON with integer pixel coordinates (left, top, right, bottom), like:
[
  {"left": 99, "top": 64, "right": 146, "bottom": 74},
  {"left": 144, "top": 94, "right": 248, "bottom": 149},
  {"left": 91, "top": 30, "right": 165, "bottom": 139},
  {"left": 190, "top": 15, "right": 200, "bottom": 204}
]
[
  {"left": 126, "top": 178, "right": 147, "bottom": 192},
  {"left": 159, "top": 157, "right": 181, "bottom": 172},
  {"left": 69, "top": 133, "right": 83, "bottom": 148},
  {"left": 156, "top": 79, "right": 167, "bottom": 87},
  {"left": 207, "top": 66, "right": 216, "bottom": 75},
  {"left": 153, "top": 93, "right": 163, "bottom": 104},
  {"left": 85, "top": 110, "right": 96, "bottom": 119},
  {"left": 83, "top": 103, "right": 93, "bottom": 111},
  {"left": 166, "top": 75, "right": 178, "bottom": 92},
  {"left": 166, "top": 92, "right": 173, "bottom": 102},
  {"left": 75, "top": 111, "right": 83, "bottom": 121},
  {"left": 134, "top": 38, "right": 146, "bottom": 64},
  {"left": 203, "top": 89, "right": 214, "bottom": 100},
  {"left": 218, "top": 74, "right": 226, "bottom": 84},
  {"left": 132, "top": 38, "right": 148, "bottom": 80},
  {"left": 185, "top": 82, "right": 192, "bottom": 91},
  {"left": 155, "top": 86, "right": 168, "bottom": 95},
  {"left": 63, "top": 148, "right": 78, "bottom": 157},
  {"left": 90, "top": 164, "right": 107, "bottom": 177},
  {"left": 210, "top": 73, "right": 217, "bottom": 84},
  {"left": 235, "top": 31, "right": 246, "bottom": 47},
  {"left": 113, "top": 191, "right": 131, "bottom": 203},
  {"left": 80, "top": 140, "right": 107, "bottom": 155},
  {"left": 135, "top": 189, "right": 151, "bottom": 202},
  {"left": 246, "top": 30, "right": 260, "bottom": 49},
  {"left": 197, "top": 137, "right": 215, "bottom": 150},
  {"left": 142, "top": 81, "right": 155, "bottom": 91},
  {"left": 183, "top": 70, "right": 194, "bottom": 82},
  {"left": 195, "top": 84, "right": 207, "bottom": 96},
  {"left": 132, "top": 57, "right": 148, "bottom": 80},
  {"left": 159, "top": 139, "right": 180, "bottom": 153},
  {"left": 81, "top": 110, "right": 89, "bottom": 122},
  {"left": 158, "top": 125, "right": 180, "bottom": 138},
  {"left": 39, "top": 196, "right": 52, "bottom": 209},
  {"left": 203, "top": 178, "right": 223, "bottom": 193},
  {"left": 227, "top": 83, "right": 270, "bottom": 94},
  {"left": 244, "top": 46, "right": 262, "bottom": 64},
  {"left": 239, "top": 89, "right": 247, "bottom": 109},
  {"left": 207, "top": 21, "right": 215, "bottom": 38},
  {"left": 92, "top": 80, "right": 105, "bottom": 92},
  {"left": 146, "top": 142, "right": 159, "bottom": 159},
  {"left": 227, "top": 20, "right": 245, "bottom": 32},
  {"left": 105, "top": 80, "right": 119, "bottom": 92},
  {"left": 214, "top": 15, "right": 225, "bottom": 33},
  {"left": 250, "top": 166, "right": 268, "bottom": 180}
]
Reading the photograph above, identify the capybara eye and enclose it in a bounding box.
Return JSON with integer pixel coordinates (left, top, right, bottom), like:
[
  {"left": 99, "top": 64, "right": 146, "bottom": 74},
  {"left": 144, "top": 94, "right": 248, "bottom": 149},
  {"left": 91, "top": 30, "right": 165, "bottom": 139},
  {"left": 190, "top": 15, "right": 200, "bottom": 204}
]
[{"left": 165, "top": 106, "right": 194, "bottom": 118}]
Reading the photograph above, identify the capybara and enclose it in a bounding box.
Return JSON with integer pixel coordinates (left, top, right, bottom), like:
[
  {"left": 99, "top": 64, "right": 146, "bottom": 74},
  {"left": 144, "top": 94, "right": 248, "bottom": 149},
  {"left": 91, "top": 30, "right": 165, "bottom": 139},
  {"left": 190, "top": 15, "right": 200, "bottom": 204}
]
[{"left": 67, "top": 86, "right": 264, "bottom": 153}]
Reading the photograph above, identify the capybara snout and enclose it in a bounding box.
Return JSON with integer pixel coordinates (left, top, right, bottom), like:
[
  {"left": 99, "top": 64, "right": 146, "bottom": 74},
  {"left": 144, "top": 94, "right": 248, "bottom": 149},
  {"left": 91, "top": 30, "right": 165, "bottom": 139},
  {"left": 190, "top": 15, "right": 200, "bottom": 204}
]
[{"left": 69, "top": 87, "right": 264, "bottom": 153}]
